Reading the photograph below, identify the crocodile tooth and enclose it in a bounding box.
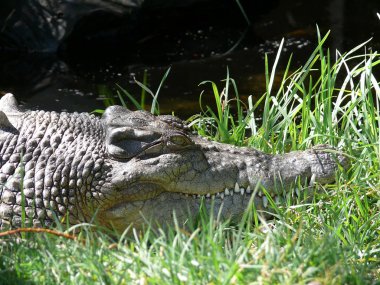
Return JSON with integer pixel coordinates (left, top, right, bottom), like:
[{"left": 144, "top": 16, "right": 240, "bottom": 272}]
[
  {"left": 234, "top": 183, "right": 240, "bottom": 193},
  {"left": 309, "top": 174, "right": 316, "bottom": 187},
  {"left": 240, "top": 188, "right": 244, "bottom": 195},
  {"left": 220, "top": 193, "right": 224, "bottom": 199},
  {"left": 263, "top": 196, "right": 268, "bottom": 208},
  {"left": 206, "top": 193, "right": 211, "bottom": 198},
  {"left": 258, "top": 191, "right": 263, "bottom": 197},
  {"left": 224, "top": 188, "right": 230, "bottom": 196},
  {"left": 246, "top": 185, "right": 251, "bottom": 194}
]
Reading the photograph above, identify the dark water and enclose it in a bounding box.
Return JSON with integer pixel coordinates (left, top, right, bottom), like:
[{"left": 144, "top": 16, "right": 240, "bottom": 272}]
[{"left": 0, "top": 0, "right": 379, "bottom": 118}]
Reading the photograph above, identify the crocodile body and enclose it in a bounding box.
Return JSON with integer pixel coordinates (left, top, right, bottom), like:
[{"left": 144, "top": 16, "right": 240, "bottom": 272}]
[{"left": 0, "top": 93, "right": 348, "bottom": 231}]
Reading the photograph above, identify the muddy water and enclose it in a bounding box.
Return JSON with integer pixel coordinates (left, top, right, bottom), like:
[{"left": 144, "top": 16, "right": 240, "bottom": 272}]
[{"left": 0, "top": 0, "right": 379, "bottom": 118}]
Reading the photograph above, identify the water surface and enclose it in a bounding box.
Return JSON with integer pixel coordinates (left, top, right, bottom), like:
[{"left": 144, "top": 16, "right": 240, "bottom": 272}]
[{"left": 0, "top": 0, "right": 379, "bottom": 118}]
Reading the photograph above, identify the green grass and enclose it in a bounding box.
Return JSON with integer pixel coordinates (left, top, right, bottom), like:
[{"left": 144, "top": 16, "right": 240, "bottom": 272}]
[
  {"left": 96, "top": 68, "right": 169, "bottom": 115},
  {"left": 1, "top": 32, "right": 380, "bottom": 284}
]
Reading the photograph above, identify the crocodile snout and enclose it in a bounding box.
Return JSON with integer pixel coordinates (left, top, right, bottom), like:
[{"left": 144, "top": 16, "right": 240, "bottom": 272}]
[{"left": 308, "top": 144, "right": 350, "bottom": 184}]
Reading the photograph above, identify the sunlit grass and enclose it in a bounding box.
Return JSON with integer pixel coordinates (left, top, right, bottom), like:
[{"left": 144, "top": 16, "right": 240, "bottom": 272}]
[{"left": 1, "top": 31, "right": 380, "bottom": 284}]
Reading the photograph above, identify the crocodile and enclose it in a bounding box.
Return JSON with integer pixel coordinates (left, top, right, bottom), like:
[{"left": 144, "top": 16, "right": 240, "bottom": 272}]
[{"left": 0, "top": 93, "right": 349, "bottom": 232}]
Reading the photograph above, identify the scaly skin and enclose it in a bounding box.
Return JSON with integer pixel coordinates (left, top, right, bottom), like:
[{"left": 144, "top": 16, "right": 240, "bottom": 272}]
[{"left": 0, "top": 93, "right": 349, "bottom": 231}]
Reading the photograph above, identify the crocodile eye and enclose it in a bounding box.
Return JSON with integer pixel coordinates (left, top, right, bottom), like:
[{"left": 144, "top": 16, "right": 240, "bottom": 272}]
[{"left": 169, "top": 133, "right": 192, "bottom": 146}]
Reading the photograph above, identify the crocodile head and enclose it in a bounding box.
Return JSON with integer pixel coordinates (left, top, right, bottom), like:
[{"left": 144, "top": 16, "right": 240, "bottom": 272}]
[
  {"left": 98, "top": 106, "right": 349, "bottom": 231},
  {"left": 0, "top": 94, "right": 349, "bottom": 232}
]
